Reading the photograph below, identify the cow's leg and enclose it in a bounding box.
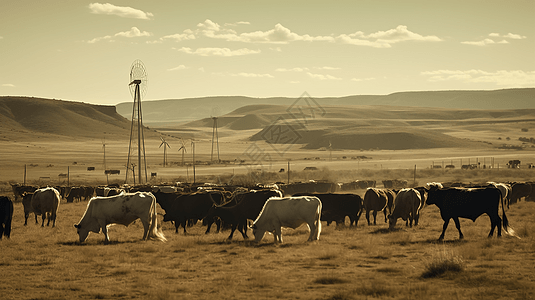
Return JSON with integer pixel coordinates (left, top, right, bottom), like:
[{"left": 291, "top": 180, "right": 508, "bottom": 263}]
[
  {"left": 237, "top": 222, "right": 248, "bottom": 239},
  {"left": 182, "top": 221, "right": 188, "bottom": 234},
  {"left": 174, "top": 223, "right": 179, "bottom": 234},
  {"left": 141, "top": 218, "right": 150, "bottom": 240},
  {"left": 102, "top": 226, "right": 110, "bottom": 243},
  {"left": 307, "top": 222, "right": 317, "bottom": 241},
  {"left": 365, "top": 210, "right": 371, "bottom": 225},
  {"left": 41, "top": 213, "right": 46, "bottom": 227},
  {"left": 438, "top": 218, "right": 450, "bottom": 241},
  {"left": 274, "top": 227, "right": 282, "bottom": 243},
  {"left": 372, "top": 211, "right": 378, "bottom": 225},
  {"left": 34, "top": 214, "right": 38, "bottom": 224},
  {"left": 0, "top": 224, "right": 4, "bottom": 239},
  {"left": 24, "top": 213, "right": 28, "bottom": 226},
  {"left": 227, "top": 224, "right": 237, "bottom": 240},
  {"left": 453, "top": 217, "right": 463, "bottom": 240},
  {"left": 488, "top": 214, "right": 502, "bottom": 237},
  {"left": 383, "top": 209, "right": 388, "bottom": 223}
]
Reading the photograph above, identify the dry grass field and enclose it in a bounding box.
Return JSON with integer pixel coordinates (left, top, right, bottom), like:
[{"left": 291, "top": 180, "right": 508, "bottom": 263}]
[
  {"left": 0, "top": 189, "right": 534, "bottom": 300},
  {"left": 1, "top": 95, "right": 535, "bottom": 299}
]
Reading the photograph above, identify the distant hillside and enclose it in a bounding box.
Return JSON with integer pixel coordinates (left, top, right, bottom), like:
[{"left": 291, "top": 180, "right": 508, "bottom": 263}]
[
  {"left": 0, "top": 96, "right": 146, "bottom": 141},
  {"left": 116, "top": 88, "right": 535, "bottom": 126}
]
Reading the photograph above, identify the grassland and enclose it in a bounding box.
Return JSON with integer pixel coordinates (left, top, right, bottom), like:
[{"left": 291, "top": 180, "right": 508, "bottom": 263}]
[{"left": 1, "top": 188, "right": 534, "bottom": 300}]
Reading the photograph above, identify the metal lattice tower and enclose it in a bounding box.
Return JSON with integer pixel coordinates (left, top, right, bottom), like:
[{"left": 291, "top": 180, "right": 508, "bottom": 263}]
[
  {"left": 211, "top": 117, "right": 220, "bottom": 162},
  {"left": 125, "top": 60, "right": 148, "bottom": 185}
]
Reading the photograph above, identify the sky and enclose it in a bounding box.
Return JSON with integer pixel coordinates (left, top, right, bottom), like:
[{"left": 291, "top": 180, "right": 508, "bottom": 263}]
[{"left": 0, "top": 0, "right": 534, "bottom": 105}]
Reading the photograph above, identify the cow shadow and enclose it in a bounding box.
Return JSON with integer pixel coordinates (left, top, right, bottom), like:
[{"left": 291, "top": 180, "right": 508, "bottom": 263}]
[{"left": 58, "top": 239, "right": 141, "bottom": 246}]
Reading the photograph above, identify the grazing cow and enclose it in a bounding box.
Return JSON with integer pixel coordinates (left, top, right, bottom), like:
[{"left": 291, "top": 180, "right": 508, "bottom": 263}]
[
  {"left": 66, "top": 186, "right": 85, "bottom": 203},
  {"left": 251, "top": 196, "right": 322, "bottom": 243},
  {"left": 388, "top": 188, "right": 422, "bottom": 230},
  {"left": 0, "top": 196, "right": 14, "bottom": 239},
  {"left": 487, "top": 182, "right": 511, "bottom": 208},
  {"left": 294, "top": 193, "right": 363, "bottom": 227},
  {"left": 385, "top": 189, "right": 397, "bottom": 217},
  {"left": 74, "top": 192, "right": 166, "bottom": 243},
  {"left": 204, "top": 189, "right": 284, "bottom": 239},
  {"left": 22, "top": 192, "right": 38, "bottom": 225},
  {"left": 159, "top": 191, "right": 217, "bottom": 234},
  {"left": 11, "top": 183, "right": 37, "bottom": 201},
  {"left": 363, "top": 188, "right": 389, "bottom": 225},
  {"left": 31, "top": 187, "right": 61, "bottom": 227},
  {"left": 510, "top": 182, "right": 531, "bottom": 206},
  {"left": 426, "top": 187, "right": 510, "bottom": 240}
]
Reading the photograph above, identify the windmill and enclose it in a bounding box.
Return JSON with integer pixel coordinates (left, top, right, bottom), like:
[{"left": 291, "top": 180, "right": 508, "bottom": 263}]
[
  {"left": 125, "top": 59, "right": 148, "bottom": 185},
  {"left": 159, "top": 136, "right": 170, "bottom": 167},
  {"left": 211, "top": 116, "right": 220, "bottom": 163},
  {"left": 328, "top": 141, "right": 332, "bottom": 162},
  {"left": 178, "top": 139, "right": 187, "bottom": 166},
  {"left": 102, "top": 138, "right": 107, "bottom": 170}
]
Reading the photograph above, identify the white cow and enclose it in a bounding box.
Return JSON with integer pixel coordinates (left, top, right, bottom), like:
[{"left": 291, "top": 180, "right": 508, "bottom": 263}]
[
  {"left": 74, "top": 192, "right": 166, "bottom": 243},
  {"left": 31, "top": 187, "right": 61, "bottom": 227},
  {"left": 251, "top": 196, "right": 322, "bottom": 243},
  {"left": 388, "top": 188, "right": 422, "bottom": 230},
  {"left": 487, "top": 182, "right": 511, "bottom": 207}
]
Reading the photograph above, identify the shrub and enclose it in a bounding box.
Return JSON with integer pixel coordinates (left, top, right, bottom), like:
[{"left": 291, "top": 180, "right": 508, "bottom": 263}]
[{"left": 422, "top": 248, "right": 464, "bottom": 278}]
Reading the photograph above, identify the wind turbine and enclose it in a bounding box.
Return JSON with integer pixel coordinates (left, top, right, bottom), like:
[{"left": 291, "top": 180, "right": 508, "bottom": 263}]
[
  {"left": 178, "top": 139, "right": 187, "bottom": 166},
  {"left": 159, "top": 136, "right": 170, "bottom": 167}
]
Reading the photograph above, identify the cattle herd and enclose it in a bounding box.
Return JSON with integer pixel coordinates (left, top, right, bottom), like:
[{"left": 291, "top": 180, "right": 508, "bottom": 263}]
[{"left": 1, "top": 180, "right": 532, "bottom": 243}]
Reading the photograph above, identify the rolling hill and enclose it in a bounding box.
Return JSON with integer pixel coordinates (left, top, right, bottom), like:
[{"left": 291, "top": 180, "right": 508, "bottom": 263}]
[
  {"left": 116, "top": 88, "right": 535, "bottom": 126},
  {"left": 0, "top": 96, "right": 146, "bottom": 141}
]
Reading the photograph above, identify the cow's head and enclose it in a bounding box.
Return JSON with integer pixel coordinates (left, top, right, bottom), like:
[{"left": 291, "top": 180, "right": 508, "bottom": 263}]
[
  {"left": 74, "top": 223, "right": 89, "bottom": 243},
  {"left": 387, "top": 214, "right": 398, "bottom": 230}
]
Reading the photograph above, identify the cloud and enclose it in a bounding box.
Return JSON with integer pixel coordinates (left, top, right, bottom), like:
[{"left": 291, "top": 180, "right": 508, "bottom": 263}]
[
  {"left": 115, "top": 27, "right": 152, "bottom": 38},
  {"left": 156, "top": 30, "right": 196, "bottom": 43},
  {"left": 88, "top": 3, "right": 153, "bottom": 20},
  {"left": 306, "top": 72, "right": 342, "bottom": 80},
  {"left": 421, "top": 69, "right": 535, "bottom": 87},
  {"left": 276, "top": 67, "right": 309, "bottom": 72},
  {"left": 315, "top": 66, "right": 341, "bottom": 70},
  {"left": 461, "top": 38, "right": 496, "bottom": 46},
  {"left": 1, "top": 83, "right": 15, "bottom": 87},
  {"left": 336, "top": 25, "right": 442, "bottom": 48},
  {"left": 86, "top": 27, "right": 152, "bottom": 43},
  {"left": 462, "top": 32, "right": 527, "bottom": 46},
  {"left": 213, "top": 72, "right": 274, "bottom": 78},
  {"left": 224, "top": 21, "right": 250, "bottom": 26},
  {"left": 176, "top": 47, "right": 261, "bottom": 56},
  {"left": 168, "top": 65, "right": 188, "bottom": 71}
]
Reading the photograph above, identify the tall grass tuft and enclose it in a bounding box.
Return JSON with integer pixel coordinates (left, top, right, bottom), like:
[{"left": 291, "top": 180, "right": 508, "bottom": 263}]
[{"left": 422, "top": 247, "right": 464, "bottom": 278}]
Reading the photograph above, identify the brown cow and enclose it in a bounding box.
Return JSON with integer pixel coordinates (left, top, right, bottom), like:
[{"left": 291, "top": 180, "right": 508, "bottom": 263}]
[
  {"left": 31, "top": 187, "right": 61, "bottom": 227},
  {"left": 363, "top": 188, "right": 389, "bottom": 225}
]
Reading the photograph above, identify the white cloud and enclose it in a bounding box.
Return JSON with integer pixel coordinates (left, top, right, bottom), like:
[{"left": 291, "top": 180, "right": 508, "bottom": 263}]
[
  {"left": 168, "top": 65, "right": 188, "bottom": 71},
  {"left": 115, "top": 27, "right": 152, "bottom": 38},
  {"left": 86, "top": 27, "right": 152, "bottom": 43},
  {"left": 231, "top": 72, "right": 274, "bottom": 78},
  {"left": 276, "top": 67, "right": 309, "bottom": 72},
  {"left": 224, "top": 21, "right": 250, "bottom": 26},
  {"left": 336, "top": 25, "right": 442, "bottom": 48},
  {"left": 1, "top": 83, "right": 15, "bottom": 87},
  {"left": 503, "top": 33, "right": 527, "bottom": 39},
  {"left": 315, "top": 66, "right": 341, "bottom": 70},
  {"left": 306, "top": 72, "right": 342, "bottom": 80},
  {"left": 461, "top": 38, "right": 496, "bottom": 46},
  {"left": 421, "top": 70, "right": 535, "bottom": 87},
  {"left": 176, "top": 47, "right": 261, "bottom": 56},
  {"left": 463, "top": 32, "right": 527, "bottom": 46},
  {"left": 88, "top": 3, "right": 153, "bottom": 20},
  {"left": 159, "top": 29, "right": 196, "bottom": 42}
]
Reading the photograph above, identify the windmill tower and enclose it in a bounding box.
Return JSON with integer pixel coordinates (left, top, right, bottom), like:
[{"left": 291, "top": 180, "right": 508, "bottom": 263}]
[
  {"left": 178, "top": 139, "right": 187, "bottom": 166},
  {"left": 211, "top": 117, "right": 220, "bottom": 162},
  {"left": 159, "top": 136, "right": 170, "bottom": 167},
  {"left": 102, "top": 139, "right": 107, "bottom": 170},
  {"left": 125, "top": 59, "right": 148, "bottom": 185}
]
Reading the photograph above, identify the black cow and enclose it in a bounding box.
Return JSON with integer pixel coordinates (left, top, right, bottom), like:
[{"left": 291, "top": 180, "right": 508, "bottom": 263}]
[
  {"left": 22, "top": 192, "right": 38, "bottom": 225},
  {"left": 66, "top": 186, "right": 85, "bottom": 203},
  {"left": 426, "top": 187, "right": 510, "bottom": 240},
  {"left": 510, "top": 182, "right": 532, "bottom": 206},
  {"left": 11, "top": 184, "right": 37, "bottom": 201},
  {"left": 294, "top": 193, "right": 363, "bottom": 227},
  {"left": 159, "top": 192, "right": 217, "bottom": 234},
  {"left": 0, "top": 196, "right": 14, "bottom": 239},
  {"left": 204, "top": 189, "right": 283, "bottom": 240}
]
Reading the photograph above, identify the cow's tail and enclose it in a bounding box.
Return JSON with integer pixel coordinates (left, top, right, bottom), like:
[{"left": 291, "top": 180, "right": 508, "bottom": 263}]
[
  {"left": 500, "top": 190, "right": 519, "bottom": 239},
  {"left": 149, "top": 198, "right": 167, "bottom": 242},
  {"left": 314, "top": 200, "right": 322, "bottom": 240}
]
